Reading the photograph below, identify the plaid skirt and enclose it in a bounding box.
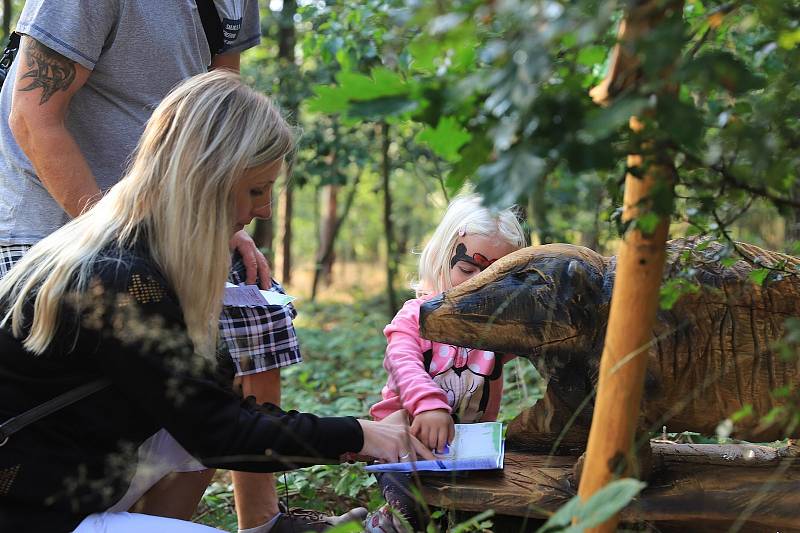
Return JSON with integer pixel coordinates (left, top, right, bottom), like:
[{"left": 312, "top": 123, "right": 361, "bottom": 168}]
[
  {"left": 0, "top": 243, "right": 31, "bottom": 278},
  {"left": 0, "top": 244, "right": 302, "bottom": 375}
]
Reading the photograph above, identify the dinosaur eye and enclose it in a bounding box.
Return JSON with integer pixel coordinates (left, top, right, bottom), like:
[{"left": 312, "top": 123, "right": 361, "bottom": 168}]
[{"left": 513, "top": 270, "right": 538, "bottom": 284}]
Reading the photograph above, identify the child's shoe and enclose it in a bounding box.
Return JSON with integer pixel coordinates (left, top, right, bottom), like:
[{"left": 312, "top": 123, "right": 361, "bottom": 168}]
[{"left": 363, "top": 505, "right": 412, "bottom": 533}]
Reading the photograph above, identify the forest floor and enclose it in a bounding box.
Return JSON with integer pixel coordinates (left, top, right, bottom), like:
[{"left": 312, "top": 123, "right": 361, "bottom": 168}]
[{"left": 194, "top": 263, "right": 543, "bottom": 531}]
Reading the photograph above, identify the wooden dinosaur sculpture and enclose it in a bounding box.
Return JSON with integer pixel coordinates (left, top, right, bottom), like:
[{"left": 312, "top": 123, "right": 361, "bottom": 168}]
[{"left": 419, "top": 238, "right": 800, "bottom": 451}]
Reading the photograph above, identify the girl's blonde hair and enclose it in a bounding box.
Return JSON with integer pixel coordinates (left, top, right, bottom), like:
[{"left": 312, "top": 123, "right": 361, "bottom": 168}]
[
  {"left": 417, "top": 194, "right": 526, "bottom": 296},
  {"left": 0, "top": 71, "right": 294, "bottom": 358}
]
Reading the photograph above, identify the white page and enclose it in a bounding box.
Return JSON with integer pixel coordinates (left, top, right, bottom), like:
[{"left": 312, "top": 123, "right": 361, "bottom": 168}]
[
  {"left": 365, "top": 422, "right": 504, "bottom": 472},
  {"left": 223, "top": 283, "right": 296, "bottom": 307}
]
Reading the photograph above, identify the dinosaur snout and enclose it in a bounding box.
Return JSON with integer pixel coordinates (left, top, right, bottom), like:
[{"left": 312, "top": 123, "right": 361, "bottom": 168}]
[{"left": 419, "top": 294, "right": 444, "bottom": 330}]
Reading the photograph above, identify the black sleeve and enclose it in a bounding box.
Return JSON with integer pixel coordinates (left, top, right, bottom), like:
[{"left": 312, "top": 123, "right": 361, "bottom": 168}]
[{"left": 81, "top": 255, "right": 363, "bottom": 472}]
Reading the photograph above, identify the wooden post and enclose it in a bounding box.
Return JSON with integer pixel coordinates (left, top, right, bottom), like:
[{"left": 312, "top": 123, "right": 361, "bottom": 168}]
[{"left": 577, "top": 2, "right": 683, "bottom": 531}]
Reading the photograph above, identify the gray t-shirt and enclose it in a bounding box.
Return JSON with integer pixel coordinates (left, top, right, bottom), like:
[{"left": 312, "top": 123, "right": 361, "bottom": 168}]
[{"left": 0, "top": 0, "right": 260, "bottom": 245}]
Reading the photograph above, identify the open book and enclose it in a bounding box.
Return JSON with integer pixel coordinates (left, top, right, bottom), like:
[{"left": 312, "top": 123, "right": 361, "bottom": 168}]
[{"left": 365, "top": 422, "right": 505, "bottom": 472}]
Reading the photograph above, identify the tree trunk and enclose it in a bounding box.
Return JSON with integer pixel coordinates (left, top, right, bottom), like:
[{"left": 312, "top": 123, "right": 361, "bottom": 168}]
[
  {"left": 2, "top": 0, "right": 11, "bottom": 41},
  {"left": 319, "top": 184, "right": 338, "bottom": 285},
  {"left": 579, "top": 183, "right": 603, "bottom": 251},
  {"left": 278, "top": 0, "right": 297, "bottom": 284},
  {"left": 577, "top": 3, "right": 684, "bottom": 532},
  {"left": 529, "top": 175, "right": 552, "bottom": 244},
  {"left": 311, "top": 178, "right": 360, "bottom": 301},
  {"left": 252, "top": 218, "right": 274, "bottom": 264},
  {"left": 787, "top": 182, "right": 800, "bottom": 243},
  {"left": 381, "top": 121, "right": 398, "bottom": 314}
]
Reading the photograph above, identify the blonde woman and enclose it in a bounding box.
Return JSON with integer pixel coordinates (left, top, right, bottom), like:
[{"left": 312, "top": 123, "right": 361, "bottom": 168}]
[{"left": 0, "top": 71, "right": 432, "bottom": 533}]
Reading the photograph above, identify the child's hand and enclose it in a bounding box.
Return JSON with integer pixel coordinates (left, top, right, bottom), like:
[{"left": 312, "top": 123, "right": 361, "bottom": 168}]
[{"left": 410, "top": 409, "right": 455, "bottom": 453}]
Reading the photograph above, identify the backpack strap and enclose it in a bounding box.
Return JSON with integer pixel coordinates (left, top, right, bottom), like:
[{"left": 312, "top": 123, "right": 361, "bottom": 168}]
[
  {"left": 194, "top": 0, "right": 225, "bottom": 57},
  {"left": 0, "top": 377, "right": 112, "bottom": 447},
  {"left": 0, "top": 32, "right": 20, "bottom": 70}
]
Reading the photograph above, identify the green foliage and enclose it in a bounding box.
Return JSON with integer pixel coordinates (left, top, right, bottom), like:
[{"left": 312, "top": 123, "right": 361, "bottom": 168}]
[
  {"left": 536, "top": 478, "right": 646, "bottom": 533},
  {"left": 308, "top": 68, "right": 421, "bottom": 121},
  {"left": 448, "top": 509, "right": 495, "bottom": 532},
  {"left": 659, "top": 277, "right": 699, "bottom": 310},
  {"left": 415, "top": 117, "right": 472, "bottom": 162},
  {"left": 194, "top": 481, "right": 238, "bottom": 532},
  {"left": 225, "top": 0, "right": 800, "bottom": 529}
]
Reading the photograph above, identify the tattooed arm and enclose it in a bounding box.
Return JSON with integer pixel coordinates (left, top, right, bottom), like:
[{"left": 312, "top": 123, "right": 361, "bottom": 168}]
[{"left": 8, "top": 36, "right": 100, "bottom": 217}]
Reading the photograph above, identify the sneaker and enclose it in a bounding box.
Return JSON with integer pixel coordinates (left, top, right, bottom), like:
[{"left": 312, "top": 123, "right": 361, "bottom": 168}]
[
  {"left": 272, "top": 504, "right": 369, "bottom": 533},
  {"left": 363, "top": 505, "right": 412, "bottom": 533}
]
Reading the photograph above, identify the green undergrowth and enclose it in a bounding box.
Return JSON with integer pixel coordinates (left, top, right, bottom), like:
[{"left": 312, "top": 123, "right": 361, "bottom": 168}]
[{"left": 197, "top": 293, "right": 544, "bottom": 530}]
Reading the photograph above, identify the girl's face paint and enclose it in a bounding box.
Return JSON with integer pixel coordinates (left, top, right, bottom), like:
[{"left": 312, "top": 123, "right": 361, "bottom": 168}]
[{"left": 448, "top": 235, "right": 518, "bottom": 288}]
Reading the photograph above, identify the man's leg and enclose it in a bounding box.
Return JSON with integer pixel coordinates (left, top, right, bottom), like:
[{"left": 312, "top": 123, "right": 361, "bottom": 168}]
[{"left": 233, "top": 369, "right": 282, "bottom": 529}]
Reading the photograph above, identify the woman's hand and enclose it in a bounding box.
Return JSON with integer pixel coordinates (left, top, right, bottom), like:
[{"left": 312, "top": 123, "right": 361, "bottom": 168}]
[
  {"left": 229, "top": 230, "right": 271, "bottom": 288},
  {"left": 357, "top": 419, "right": 436, "bottom": 463},
  {"left": 410, "top": 409, "right": 455, "bottom": 453},
  {"left": 380, "top": 409, "right": 410, "bottom": 427}
]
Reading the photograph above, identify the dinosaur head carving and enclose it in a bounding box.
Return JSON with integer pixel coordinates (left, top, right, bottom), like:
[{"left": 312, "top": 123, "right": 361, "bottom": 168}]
[{"left": 419, "top": 244, "right": 610, "bottom": 358}]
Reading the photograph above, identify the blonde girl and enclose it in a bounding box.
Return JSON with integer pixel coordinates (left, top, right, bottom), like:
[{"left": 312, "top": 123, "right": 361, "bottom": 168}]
[{"left": 367, "top": 194, "right": 526, "bottom": 532}]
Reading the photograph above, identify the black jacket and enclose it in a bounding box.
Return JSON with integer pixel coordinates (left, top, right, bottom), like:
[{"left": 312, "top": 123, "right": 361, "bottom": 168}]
[{"left": 0, "top": 244, "right": 362, "bottom": 532}]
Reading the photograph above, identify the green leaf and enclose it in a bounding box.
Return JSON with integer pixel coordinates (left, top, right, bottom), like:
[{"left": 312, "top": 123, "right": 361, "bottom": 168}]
[
  {"left": 346, "top": 96, "right": 419, "bottom": 119},
  {"left": 572, "top": 479, "right": 646, "bottom": 530},
  {"left": 636, "top": 212, "right": 660, "bottom": 235},
  {"left": 415, "top": 117, "right": 472, "bottom": 162},
  {"left": 721, "top": 257, "right": 738, "bottom": 268},
  {"left": 324, "top": 522, "right": 364, "bottom": 533},
  {"left": 749, "top": 267, "right": 770, "bottom": 285},
  {"left": 448, "top": 133, "right": 493, "bottom": 195},
  {"left": 408, "top": 37, "right": 439, "bottom": 73},
  {"left": 656, "top": 96, "right": 705, "bottom": 151},
  {"left": 778, "top": 28, "right": 800, "bottom": 49},
  {"left": 307, "top": 84, "right": 352, "bottom": 114},
  {"left": 660, "top": 278, "right": 699, "bottom": 310},
  {"left": 680, "top": 50, "right": 767, "bottom": 95},
  {"left": 577, "top": 45, "right": 608, "bottom": 67},
  {"left": 582, "top": 97, "right": 649, "bottom": 141},
  {"left": 450, "top": 509, "right": 495, "bottom": 533},
  {"left": 731, "top": 404, "right": 754, "bottom": 423},
  {"left": 537, "top": 495, "right": 582, "bottom": 532},
  {"left": 336, "top": 68, "right": 409, "bottom": 100},
  {"left": 536, "top": 479, "right": 645, "bottom": 533}
]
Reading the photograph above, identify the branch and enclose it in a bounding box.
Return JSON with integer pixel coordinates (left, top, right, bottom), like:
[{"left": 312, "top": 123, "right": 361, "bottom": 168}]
[
  {"left": 711, "top": 208, "right": 796, "bottom": 275},
  {"left": 682, "top": 151, "right": 800, "bottom": 209}
]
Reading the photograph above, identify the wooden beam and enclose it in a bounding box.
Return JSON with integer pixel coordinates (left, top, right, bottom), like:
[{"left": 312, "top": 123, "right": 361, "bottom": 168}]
[{"left": 420, "top": 450, "right": 800, "bottom": 530}]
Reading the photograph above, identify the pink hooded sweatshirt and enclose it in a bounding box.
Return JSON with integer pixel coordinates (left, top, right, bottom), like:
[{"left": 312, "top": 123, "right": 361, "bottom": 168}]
[{"left": 370, "top": 297, "right": 515, "bottom": 423}]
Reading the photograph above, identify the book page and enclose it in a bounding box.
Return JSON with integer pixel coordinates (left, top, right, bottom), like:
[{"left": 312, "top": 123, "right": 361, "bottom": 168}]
[
  {"left": 365, "top": 422, "right": 504, "bottom": 472},
  {"left": 223, "top": 283, "right": 296, "bottom": 307}
]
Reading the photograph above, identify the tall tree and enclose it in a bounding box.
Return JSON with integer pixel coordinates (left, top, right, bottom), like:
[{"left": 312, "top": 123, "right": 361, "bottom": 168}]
[
  {"left": 381, "top": 121, "right": 398, "bottom": 313},
  {"left": 318, "top": 183, "right": 338, "bottom": 285},
  {"left": 577, "top": 3, "right": 684, "bottom": 532},
  {"left": 279, "top": 0, "right": 297, "bottom": 284},
  {"left": 252, "top": 215, "right": 274, "bottom": 264},
  {"left": 2, "top": 0, "right": 11, "bottom": 41},
  {"left": 311, "top": 178, "right": 360, "bottom": 301}
]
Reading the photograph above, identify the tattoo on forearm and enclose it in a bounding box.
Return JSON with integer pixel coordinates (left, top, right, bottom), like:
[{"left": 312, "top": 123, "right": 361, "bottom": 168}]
[{"left": 18, "top": 39, "right": 76, "bottom": 105}]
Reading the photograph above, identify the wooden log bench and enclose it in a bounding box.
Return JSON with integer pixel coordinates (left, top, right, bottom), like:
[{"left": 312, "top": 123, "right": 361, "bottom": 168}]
[{"left": 418, "top": 443, "right": 800, "bottom": 532}]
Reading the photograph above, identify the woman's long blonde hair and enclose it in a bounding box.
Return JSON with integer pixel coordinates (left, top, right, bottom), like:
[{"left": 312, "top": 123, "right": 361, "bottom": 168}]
[
  {"left": 416, "top": 194, "right": 526, "bottom": 297},
  {"left": 0, "top": 71, "right": 294, "bottom": 358}
]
